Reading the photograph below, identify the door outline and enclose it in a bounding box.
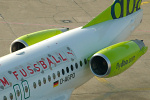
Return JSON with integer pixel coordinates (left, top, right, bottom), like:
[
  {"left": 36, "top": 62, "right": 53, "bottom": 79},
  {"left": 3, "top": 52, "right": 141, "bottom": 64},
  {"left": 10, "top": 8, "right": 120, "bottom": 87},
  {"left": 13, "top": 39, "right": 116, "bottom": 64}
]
[
  {"left": 21, "top": 80, "right": 30, "bottom": 99},
  {"left": 13, "top": 84, "right": 22, "bottom": 100}
]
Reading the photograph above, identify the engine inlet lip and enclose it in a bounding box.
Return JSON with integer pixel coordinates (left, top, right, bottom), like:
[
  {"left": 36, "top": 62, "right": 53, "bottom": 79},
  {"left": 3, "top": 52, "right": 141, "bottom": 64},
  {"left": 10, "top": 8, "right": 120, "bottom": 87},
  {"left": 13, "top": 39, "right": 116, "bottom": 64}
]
[
  {"left": 10, "top": 39, "right": 28, "bottom": 53},
  {"left": 89, "top": 53, "right": 111, "bottom": 78}
]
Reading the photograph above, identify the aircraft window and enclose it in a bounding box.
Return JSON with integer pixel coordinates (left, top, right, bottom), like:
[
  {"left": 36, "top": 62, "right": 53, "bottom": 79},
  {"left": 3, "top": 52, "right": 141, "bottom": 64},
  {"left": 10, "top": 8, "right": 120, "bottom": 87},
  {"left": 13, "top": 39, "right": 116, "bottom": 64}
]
[
  {"left": 80, "top": 60, "right": 83, "bottom": 67},
  {"left": 38, "top": 80, "right": 42, "bottom": 86},
  {"left": 66, "top": 67, "right": 69, "bottom": 73},
  {"left": 41, "top": 58, "right": 45, "bottom": 61},
  {"left": 84, "top": 59, "right": 87, "bottom": 65},
  {"left": 48, "top": 75, "right": 51, "bottom": 82},
  {"left": 37, "top": 61, "right": 40, "bottom": 65},
  {"left": 25, "top": 86, "right": 28, "bottom": 93},
  {"left": 71, "top": 65, "right": 74, "bottom": 71},
  {"left": 43, "top": 77, "right": 46, "bottom": 84},
  {"left": 53, "top": 73, "right": 56, "bottom": 80},
  {"left": 10, "top": 93, "right": 13, "bottom": 100},
  {"left": 75, "top": 63, "right": 78, "bottom": 69},
  {"left": 33, "top": 82, "right": 36, "bottom": 89},
  {"left": 62, "top": 69, "right": 65, "bottom": 75},
  {"left": 57, "top": 71, "right": 60, "bottom": 77},
  {"left": 48, "top": 54, "right": 52, "bottom": 57},
  {"left": 0, "top": 86, "right": 4, "bottom": 90},
  {"left": 3, "top": 96, "right": 7, "bottom": 100},
  {"left": 16, "top": 90, "right": 20, "bottom": 97}
]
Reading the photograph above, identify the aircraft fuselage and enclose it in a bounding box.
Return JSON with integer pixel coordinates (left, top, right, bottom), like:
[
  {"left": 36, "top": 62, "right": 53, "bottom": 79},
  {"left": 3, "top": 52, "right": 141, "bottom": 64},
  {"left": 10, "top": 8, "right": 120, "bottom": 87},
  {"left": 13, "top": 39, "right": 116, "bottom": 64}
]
[{"left": 0, "top": 9, "right": 143, "bottom": 100}]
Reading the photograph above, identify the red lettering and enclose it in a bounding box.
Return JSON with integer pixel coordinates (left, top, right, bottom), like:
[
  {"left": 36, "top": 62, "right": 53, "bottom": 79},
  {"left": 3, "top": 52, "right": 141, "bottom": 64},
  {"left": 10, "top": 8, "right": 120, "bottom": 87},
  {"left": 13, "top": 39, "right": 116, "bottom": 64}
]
[
  {"left": 34, "top": 64, "right": 40, "bottom": 72},
  {"left": 47, "top": 58, "right": 54, "bottom": 66},
  {"left": 19, "top": 69, "right": 27, "bottom": 77},
  {"left": 59, "top": 53, "right": 67, "bottom": 61},
  {"left": 27, "top": 66, "right": 34, "bottom": 74},
  {"left": 67, "top": 51, "right": 74, "bottom": 56},
  {"left": 0, "top": 77, "right": 9, "bottom": 86},
  {"left": 39, "top": 61, "right": 47, "bottom": 69},
  {"left": 13, "top": 71, "right": 19, "bottom": 80},
  {"left": 52, "top": 56, "right": 60, "bottom": 63}
]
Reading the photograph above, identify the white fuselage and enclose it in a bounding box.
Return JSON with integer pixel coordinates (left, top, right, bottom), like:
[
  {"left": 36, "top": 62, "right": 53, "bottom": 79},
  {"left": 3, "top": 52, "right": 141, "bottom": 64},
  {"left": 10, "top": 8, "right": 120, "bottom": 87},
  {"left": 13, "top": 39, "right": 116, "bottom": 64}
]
[{"left": 0, "top": 10, "right": 143, "bottom": 100}]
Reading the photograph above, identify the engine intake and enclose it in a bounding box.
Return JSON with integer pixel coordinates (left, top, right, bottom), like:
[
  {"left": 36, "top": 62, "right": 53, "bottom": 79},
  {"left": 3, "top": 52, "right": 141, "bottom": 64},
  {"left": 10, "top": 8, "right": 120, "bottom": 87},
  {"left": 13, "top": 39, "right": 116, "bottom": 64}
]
[
  {"left": 89, "top": 40, "right": 147, "bottom": 78},
  {"left": 11, "top": 40, "right": 28, "bottom": 52},
  {"left": 90, "top": 53, "right": 111, "bottom": 77}
]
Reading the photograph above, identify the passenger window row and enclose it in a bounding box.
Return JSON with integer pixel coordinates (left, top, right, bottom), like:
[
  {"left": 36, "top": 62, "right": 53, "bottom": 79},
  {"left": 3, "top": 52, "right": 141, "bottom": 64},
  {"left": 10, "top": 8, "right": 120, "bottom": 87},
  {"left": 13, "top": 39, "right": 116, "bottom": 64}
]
[
  {"left": 3, "top": 59, "right": 87, "bottom": 100},
  {"left": 33, "top": 59, "right": 87, "bottom": 89},
  {"left": 3, "top": 93, "right": 13, "bottom": 100}
]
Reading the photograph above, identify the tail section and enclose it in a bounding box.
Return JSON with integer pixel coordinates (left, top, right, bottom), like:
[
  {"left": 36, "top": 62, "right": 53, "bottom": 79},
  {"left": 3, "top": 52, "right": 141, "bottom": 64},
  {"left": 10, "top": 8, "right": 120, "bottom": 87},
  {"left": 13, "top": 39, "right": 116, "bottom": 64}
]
[{"left": 83, "top": 0, "right": 142, "bottom": 28}]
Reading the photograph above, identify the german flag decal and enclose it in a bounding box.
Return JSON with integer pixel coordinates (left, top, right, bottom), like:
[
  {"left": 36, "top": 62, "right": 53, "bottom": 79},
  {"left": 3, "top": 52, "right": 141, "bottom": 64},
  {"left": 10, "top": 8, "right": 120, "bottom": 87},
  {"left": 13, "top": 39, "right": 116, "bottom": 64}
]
[{"left": 53, "top": 80, "right": 59, "bottom": 87}]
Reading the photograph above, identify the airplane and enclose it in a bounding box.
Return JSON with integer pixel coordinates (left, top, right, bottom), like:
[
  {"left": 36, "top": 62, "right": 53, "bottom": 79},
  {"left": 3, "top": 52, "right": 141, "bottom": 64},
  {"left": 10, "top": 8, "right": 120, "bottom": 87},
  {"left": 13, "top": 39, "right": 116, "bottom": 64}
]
[{"left": 0, "top": 0, "right": 147, "bottom": 100}]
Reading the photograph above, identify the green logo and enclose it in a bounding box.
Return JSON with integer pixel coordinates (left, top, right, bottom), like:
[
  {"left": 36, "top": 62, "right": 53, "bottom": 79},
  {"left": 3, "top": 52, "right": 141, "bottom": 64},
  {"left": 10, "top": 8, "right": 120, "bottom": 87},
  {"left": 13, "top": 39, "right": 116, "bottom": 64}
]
[{"left": 116, "top": 56, "right": 135, "bottom": 70}]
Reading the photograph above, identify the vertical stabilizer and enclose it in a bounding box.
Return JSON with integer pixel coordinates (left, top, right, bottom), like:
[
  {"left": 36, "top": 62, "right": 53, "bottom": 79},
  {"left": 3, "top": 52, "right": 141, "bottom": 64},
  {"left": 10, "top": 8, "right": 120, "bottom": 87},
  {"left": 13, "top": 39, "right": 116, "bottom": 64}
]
[{"left": 83, "top": 0, "right": 142, "bottom": 28}]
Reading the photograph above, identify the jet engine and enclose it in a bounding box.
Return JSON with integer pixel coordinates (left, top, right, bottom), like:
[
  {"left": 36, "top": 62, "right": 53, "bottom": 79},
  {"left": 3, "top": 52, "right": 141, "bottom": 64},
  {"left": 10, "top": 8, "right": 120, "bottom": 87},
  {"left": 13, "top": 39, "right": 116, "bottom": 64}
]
[
  {"left": 89, "top": 39, "right": 147, "bottom": 78},
  {"left": 10, "top": 28, "right": 69, "bottom": 53}
]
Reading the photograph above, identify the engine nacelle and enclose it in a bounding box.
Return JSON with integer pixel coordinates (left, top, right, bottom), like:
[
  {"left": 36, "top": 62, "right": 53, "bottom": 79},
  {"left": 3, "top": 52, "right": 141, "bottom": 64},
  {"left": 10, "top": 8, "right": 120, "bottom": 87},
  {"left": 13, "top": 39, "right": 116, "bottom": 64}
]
[
  {"left": 10, "top": 28, "right": 69, "bottom": 53},
  {"left": 89, "top": 39, "right": 147, "bottom": 78}
]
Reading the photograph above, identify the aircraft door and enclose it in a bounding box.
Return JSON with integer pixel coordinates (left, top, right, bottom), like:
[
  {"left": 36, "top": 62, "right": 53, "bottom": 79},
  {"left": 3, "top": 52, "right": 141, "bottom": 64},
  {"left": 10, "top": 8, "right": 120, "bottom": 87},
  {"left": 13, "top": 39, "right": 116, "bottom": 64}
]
[
  {"left": 13, "top": 84, "right": 22, "bottom": 100},
  {"left": 21, "top": 80, "right": 30, "bottom": 99}
]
